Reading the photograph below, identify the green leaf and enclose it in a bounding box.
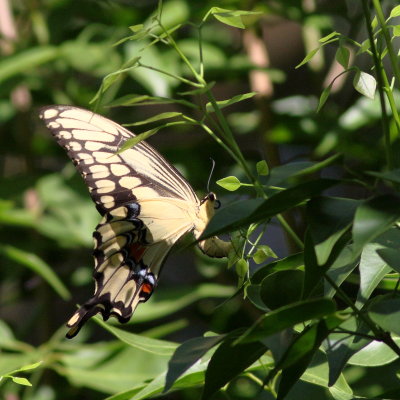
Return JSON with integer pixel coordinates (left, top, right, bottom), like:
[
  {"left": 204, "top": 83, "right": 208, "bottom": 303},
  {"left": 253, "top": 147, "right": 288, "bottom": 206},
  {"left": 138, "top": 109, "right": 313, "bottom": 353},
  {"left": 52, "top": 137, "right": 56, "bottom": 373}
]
[
  {"left": 358, "top": 39, "right": 371, "bottom": 54},
  {"left": 125, "top": 112, "right": 183, "bottom": 126},
  {"left": 393, "top": 25, "right": 400, "bottom": 37},
  {"left": 129, "top": 24, "right": 144, "bottom": 32},
  {"left": 245, "top": 284, "right": 268, "bottom": 311},
  {"left": 94, "top": 318, "right": 177, "bottom": 356},
  {"left": 317, "top": 84, "right": 332, "bottom": 112},
  {"left": 0, "top": 245, "right": 70, "bottom": 300},
  {"left": 260, "top": 270, "right": 304, "bottom": 309},
  {"left": 59, "top": 341, "right": 172, "bottom": 395},
  {"left": 356, "top": 236, "right": 393, "bottom": 308},
  {"left": 205, "top": 92, "right": 257, "bottom": 112},
  {"left": 348, "top": 336, "right": 400, "bottom": 366},
  {"left": 216, "top": 176, "right": 241, "bottom": 191},
  {"left": 252, "top": 245, "right": 276, "bottom": 264},
  {"left": 325, "top": 246, "right": 358, "bottom": 298},
  {"left": 237, "top": 298, "right": 336, "bottom": 344},
  {"left": 133, "top": 283, "right": 235, "bottom": 323},
  {"left": 368, "top": 295, "right": 400, "bottom": 335},
  {"left": 352, "top": 195, "right": 400, "bottom": 258},
  {"left": 117, "top": 127, "right": 164, "bottom": 152},
  {"left": 202, "top": 179, "right": 337, "bottom": 239},
  {"left": 178, "top": 81, "right": 215, "bottom": 96},
  {"left": 299, "top": 350, "right": 353, "bottom": 400},
  {"left": 325, "top": 317, "right": 371, "bottom": 386},
  {"left": 0, "top": 46, "right": 58, "bottom": 82},
  {"left": 256, "top": 160, "right": 269, "bottom": 176},
  {"left": 319, "top": 32, "right": 340, "bottom": 43},
  {"left": 371, "top": 16, "right": 378, "bottom": 30},
  {"left": 10, "top": 361, "right": 43, "bottom": 373},
  {"left": 296, "top": 47, "right": 320, "bottom": 69},
  {"left": 91, "top": 57, "right": 141, "bottom": 104},
  {"left": 208, "top": 8, "right": 261, "bottom": 29},
  {"left": 251, "top": 252, "right": 304, "bottom": 284},
  {"left": 389, "top": 5, "right": 400, "bottom": 18},
  {"left": 367, "top": 169, "right": 400, "bottom": 184},
  {"left": 277, "top": 321, "right": 329, "bottom": 400},
  {"left": 11, "top": 377, "right": 32, "bottom": 386},
  {"left": 307, "top": 196, "right": 358, "bottom": 266},
  {"left": 202, "top": 334, "right": 268, "bottom": 399},
  {"left": 377, "top": 247, "right": 400, "bottom": 273},
  {"left": 164, "top": 335, "right": 224, "bottom": 392},
  {"left": 335, "top": 46, "right": 350, "bottom": 69},
  {"left": 107, "top": 94, "right": 196, "bottom": 109},
  {"left": 353, "top": 70, "right": 376, "bottom": 99}
]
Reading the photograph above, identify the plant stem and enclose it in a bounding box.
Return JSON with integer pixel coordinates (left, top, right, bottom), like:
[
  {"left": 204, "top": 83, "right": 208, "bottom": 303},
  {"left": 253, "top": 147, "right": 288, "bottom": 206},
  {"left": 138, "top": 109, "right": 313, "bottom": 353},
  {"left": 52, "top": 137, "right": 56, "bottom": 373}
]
[{"left": 362, "top": 0, "right": 393, "bottom": 169}]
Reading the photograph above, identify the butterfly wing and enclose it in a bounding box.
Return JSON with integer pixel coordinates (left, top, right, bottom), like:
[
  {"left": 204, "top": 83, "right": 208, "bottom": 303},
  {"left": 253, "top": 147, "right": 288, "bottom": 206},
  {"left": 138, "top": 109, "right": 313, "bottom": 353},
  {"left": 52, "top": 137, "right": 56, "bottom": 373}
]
[
  {"left": 40, "top": 105, "right": 198, "bottom": 213},
  {"left": 40, "top": 106, "right": 201, "bottom": 337}
]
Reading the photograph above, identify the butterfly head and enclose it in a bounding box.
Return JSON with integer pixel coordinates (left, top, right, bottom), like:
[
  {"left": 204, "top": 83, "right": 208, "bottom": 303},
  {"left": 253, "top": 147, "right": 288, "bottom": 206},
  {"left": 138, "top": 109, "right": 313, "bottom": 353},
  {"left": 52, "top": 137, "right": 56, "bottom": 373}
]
[{"left": 200, "top": 192, "right": 221, "bottom": 214}]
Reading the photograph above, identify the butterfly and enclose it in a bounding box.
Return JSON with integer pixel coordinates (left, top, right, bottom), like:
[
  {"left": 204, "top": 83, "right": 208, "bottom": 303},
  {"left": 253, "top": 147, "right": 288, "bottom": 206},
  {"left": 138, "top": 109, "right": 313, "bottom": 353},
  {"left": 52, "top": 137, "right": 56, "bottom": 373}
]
[{"left": 39, "top": 105, "right": 231, "bottom": 338}]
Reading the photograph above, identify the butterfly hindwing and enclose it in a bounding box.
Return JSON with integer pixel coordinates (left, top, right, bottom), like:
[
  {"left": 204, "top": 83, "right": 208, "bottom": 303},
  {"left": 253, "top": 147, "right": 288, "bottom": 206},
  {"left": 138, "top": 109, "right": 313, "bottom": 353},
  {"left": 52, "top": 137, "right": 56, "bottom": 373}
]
[{"left": 66, "top": 204, "right": 162, "bottom": 338}]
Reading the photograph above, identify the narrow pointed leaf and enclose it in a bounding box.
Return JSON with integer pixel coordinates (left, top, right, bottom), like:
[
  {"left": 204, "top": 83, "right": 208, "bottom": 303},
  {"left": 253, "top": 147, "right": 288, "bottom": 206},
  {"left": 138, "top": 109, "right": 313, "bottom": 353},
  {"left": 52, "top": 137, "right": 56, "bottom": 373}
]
[{"left": 164, "top": 335, "right": 224, "bottom": 392}]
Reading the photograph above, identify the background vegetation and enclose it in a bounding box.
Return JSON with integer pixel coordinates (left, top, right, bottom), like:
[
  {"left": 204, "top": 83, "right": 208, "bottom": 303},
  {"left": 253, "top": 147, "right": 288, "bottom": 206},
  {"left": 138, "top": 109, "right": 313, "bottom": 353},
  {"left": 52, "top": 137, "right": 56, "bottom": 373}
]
[{"left": 2, "top": 0, "right": 400, "bottom": 399}]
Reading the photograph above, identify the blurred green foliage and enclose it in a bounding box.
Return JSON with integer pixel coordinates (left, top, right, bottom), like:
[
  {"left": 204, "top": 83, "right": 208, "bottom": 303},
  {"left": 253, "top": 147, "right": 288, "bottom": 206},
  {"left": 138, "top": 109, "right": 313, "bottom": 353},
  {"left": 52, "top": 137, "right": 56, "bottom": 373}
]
[{"left": 3, "top": 0, "right": 400, "bottom": 399}]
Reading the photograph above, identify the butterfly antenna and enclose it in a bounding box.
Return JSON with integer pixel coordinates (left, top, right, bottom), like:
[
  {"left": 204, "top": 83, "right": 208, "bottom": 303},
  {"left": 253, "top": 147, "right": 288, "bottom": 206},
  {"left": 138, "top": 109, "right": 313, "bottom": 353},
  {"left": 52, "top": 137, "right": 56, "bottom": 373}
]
[{"left": 207, "top": 158, "right": 216, "bottom": 193}]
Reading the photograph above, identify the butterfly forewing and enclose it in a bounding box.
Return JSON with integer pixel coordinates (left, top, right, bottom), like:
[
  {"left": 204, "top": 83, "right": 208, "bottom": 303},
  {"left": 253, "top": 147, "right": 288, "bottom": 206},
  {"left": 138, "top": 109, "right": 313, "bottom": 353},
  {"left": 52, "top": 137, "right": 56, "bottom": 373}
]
[{"left": 40, "top": 106, "right": 198, "bottom": 214}]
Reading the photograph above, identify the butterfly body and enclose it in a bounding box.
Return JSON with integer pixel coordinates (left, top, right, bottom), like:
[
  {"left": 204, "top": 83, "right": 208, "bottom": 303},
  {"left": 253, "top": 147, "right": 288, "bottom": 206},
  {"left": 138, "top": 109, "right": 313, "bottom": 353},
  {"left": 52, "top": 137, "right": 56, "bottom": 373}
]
[{"left": 39, "top": 106, "right": 230, "bottom": 338}]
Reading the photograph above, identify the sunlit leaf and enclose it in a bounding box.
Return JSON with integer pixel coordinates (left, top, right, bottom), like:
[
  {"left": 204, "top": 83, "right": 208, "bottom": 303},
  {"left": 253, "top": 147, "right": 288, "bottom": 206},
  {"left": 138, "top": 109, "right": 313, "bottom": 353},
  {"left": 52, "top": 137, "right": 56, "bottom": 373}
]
[
  {"left": 256, "top": 160, "right": 269, "bottom": 176},
  {"left": 389, "top": 5, "right": 400, "bottom": 18},
  {"left": 125, "top": 112, "right": 183, "bottom": 126},
  {"left": 0, "top": 245, "right": 70, "bottom": 300},
  {"left": 319, "top": 32, "right": 340, "bottom": 43},
  {"left": 164, "top": 334, "right": 224, "bottom": 392},
  {"left": 335, "top": 46, "right": 350, "bottom": 69},
  {"left": 317, "top": 84, "right": 332, "bottom": 112},
  {"left": 94, "top": 318, "right": 177, "bottom": 356},
  {"left": 353, "top": 70, "right": 376, "bottom": 99},
  {"left": 216, "top": 176, "right": 241, "bottom": 191},
  {"left": 296, "top": 47, "right": 320, "bottom": 69},
  {"left": 11, "top": 377, "right": 32, "bottom": 386},
  {"left": 205, "top": 92, "right": 257, "bottom": 112}
]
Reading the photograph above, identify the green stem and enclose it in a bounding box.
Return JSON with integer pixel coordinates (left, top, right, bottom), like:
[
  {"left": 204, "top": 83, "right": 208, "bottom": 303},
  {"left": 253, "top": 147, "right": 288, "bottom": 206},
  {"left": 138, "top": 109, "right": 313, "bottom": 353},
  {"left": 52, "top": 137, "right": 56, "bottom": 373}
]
[
  {"left": 138, "top": 61, "right": 201, "bottom": 87},
  {"left": 158, "top": 19, "right": 204, "bottom": 82},
  {"left": 277, "top": 214, "right": 304, "bottom": 249},
  {"left": 365, "top": 0, "right": 394, "bottom": 169},
  {"left": 371, "top": 0, "right": 400, "bottom": 87}
]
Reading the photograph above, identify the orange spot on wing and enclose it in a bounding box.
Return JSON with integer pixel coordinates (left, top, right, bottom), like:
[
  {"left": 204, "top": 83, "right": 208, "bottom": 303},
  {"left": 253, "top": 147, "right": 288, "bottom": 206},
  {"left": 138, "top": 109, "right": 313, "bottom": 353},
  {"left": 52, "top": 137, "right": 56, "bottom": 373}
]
[
  {"left": 129, "top": 243, "right": 146, "bottom": 262},
  {"left": 141, "top": 283, "right": 153, "bottom": 294}
]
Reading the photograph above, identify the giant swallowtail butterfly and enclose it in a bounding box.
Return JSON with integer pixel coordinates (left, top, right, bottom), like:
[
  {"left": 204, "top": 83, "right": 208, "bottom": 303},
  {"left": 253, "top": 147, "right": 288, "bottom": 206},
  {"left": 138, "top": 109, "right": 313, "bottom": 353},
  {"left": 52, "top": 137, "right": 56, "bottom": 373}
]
[{"left": 39, "top": 106, "right": 231, "bottom": 338}]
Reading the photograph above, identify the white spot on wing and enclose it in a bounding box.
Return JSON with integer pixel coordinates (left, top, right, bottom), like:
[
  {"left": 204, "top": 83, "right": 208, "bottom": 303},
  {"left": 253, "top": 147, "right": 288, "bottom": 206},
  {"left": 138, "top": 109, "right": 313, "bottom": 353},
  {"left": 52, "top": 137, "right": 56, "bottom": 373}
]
[
  {"left": 69, "top": 141, "right": 82, "bottom": 151},
  {"left": 111, "top": 164, "right": 130, "bottom": 176},
  {"left": 100, "top": 195, "right": 115, "bottom": 208},
  {"left": 49, "top": 121, "right": 60, "bottom": 129},
  {"left": 85, "top": 141, "right": 108, "bottom": 151},
  {"left": 119, "top": 176, "right": 141, "bottom": 189},
  {"left": 42, "top": 109, "right": 58, "bottom": 119},
  {"left": 58, "top": 130, "right": 72, "bottom": 139}
]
